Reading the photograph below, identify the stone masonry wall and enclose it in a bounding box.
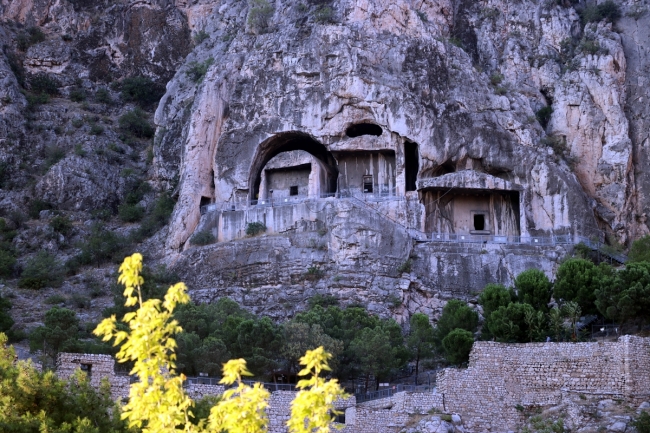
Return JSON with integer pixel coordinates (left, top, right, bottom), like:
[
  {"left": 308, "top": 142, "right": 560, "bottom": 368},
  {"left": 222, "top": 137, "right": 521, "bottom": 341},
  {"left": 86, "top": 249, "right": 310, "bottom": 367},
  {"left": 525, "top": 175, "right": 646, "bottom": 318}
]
[
  {"left": 56, "top": 353, "right": 130, "bottom": 401},
  {"left": 437, "top": 336, "right": 650, "bottom": 432},
  {"left": 358, "top": 391, "right": 444, "bottom": 414}
]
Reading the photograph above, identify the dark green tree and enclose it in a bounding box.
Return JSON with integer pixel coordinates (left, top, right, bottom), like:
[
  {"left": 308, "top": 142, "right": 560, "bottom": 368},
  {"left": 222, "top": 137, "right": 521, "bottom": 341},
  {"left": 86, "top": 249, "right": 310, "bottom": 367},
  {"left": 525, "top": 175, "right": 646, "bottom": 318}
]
[
  {"left": 441, "top": 329, "right": 474, "bottom": 365},
  {"left": 478, "top": 284, "right": 515, "bottom": 318},
  {"left": 628, "top": 235, "right": 650, "bottom": 263},
  {"left": 350, "top": 326, "right": 399, "bottom": 392},
  {"left": 435, "top": 300, "right": 478, "bottom": 347},
  {"left": 515, "top": 269, "right": 552, "bottom": 312},
  {"left": 554, "top": 258, "right": 601, "bottom": 315},
  {"left": 407, "top": 313, "right": 435, "bottom": 384},
  {"left": 29, "top": 307, "right": 80, "bottom": 364},
  {"left": 595, "top": 262, "right": 650, "bottom": 326},
  {"left": 486, "top": 302, "right": 535, "bottom": 343}
]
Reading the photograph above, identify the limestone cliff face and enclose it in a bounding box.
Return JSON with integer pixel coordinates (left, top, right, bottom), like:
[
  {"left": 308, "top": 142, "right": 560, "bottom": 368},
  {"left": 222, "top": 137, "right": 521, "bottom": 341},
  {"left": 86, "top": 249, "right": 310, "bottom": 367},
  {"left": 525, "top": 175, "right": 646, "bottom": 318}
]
[{"left": 155, "top": 0, "right": 649, "bottom": 254}]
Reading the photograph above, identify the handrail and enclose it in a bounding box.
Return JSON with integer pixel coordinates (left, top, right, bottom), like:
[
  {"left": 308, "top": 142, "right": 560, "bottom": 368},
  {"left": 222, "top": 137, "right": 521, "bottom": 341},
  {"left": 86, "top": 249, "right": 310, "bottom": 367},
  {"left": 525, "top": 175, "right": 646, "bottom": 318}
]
[
  {"left": 355, "top": 384, "right": 435, "bottom": 403},
  {"left": 197, "top": 194, "right": 627, "bottom": 262}
]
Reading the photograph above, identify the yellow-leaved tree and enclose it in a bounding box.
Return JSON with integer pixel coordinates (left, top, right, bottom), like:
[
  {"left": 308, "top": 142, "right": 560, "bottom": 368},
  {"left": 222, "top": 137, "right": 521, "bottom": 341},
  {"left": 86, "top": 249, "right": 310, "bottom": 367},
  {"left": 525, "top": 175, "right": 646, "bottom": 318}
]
[{"left": 95, "top": 253, "right": 346, "bottom": 433}]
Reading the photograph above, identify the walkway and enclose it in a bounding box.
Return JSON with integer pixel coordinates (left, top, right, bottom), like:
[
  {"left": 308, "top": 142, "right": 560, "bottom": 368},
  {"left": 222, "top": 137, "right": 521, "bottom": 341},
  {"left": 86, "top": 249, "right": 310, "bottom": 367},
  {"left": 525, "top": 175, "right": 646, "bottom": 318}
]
[{"left": 199, "top": 194, "right": 626, "bottom": 263}]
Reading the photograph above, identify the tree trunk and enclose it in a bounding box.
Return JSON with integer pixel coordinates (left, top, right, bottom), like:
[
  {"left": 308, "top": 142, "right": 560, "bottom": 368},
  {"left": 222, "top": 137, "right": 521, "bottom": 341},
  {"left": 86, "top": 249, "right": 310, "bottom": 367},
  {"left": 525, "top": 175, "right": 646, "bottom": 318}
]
[{"left": 414, "top": 353, "right": 420, "bottom": 386}]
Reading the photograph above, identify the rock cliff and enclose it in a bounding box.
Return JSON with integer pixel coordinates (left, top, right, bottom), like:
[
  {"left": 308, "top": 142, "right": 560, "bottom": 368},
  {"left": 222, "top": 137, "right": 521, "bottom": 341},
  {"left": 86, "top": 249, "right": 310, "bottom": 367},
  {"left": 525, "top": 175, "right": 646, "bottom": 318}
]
[{"left": 1, "top": 0, "right": 650, "bottom": 327}]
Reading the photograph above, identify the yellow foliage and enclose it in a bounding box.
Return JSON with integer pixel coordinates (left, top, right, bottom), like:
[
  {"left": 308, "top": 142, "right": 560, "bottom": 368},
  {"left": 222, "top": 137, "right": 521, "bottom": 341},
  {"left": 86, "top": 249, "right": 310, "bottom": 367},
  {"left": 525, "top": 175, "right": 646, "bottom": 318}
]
[{"left": 95, "top": 253, "right": 347, "bottom": 433}]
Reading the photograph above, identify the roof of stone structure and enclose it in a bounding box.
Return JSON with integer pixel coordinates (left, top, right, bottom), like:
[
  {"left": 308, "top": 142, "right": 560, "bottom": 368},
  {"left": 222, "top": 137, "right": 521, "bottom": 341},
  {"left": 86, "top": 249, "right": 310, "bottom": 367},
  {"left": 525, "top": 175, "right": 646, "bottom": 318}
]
[{"left": 417, "top": 170, "right": 523, "bottom": 192}]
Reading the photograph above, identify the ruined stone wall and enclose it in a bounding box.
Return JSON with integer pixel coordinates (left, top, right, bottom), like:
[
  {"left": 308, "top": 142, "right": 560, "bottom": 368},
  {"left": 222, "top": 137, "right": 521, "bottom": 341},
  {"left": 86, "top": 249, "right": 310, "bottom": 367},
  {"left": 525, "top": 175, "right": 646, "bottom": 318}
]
[
  {"left": 57, "top": 353, "right": 131, "bottom": 401},
  {"left": 437, "top": 336, "right": 650, "bottom": 432},
  {"left": 357, "top": 391, "right": 443, "bottom": 414},
  {"left": 348, "top": 408, "right": 410, "bottom": 433}
]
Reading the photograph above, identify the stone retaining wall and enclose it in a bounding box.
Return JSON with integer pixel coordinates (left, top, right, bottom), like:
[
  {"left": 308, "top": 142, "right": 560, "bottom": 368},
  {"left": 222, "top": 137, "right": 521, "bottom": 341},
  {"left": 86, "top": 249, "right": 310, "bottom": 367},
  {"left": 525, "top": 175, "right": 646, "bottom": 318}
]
[
  {"left": 437, "top": 336, "right": 650, "bottom": 432},
  {"left": 358, "top": 391, "right": 444, "bottom": 414}
]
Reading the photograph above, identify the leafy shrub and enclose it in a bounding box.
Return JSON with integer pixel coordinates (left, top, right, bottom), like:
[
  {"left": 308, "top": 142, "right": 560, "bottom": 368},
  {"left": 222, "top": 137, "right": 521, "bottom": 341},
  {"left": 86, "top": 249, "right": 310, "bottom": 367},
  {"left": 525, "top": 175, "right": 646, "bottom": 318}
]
[
  {"left": 25, "top": 92, "right": 49, "bottom": 111},
  {"left": 29, "top": 73, "right": 60, "bottom": 95},
  {"left": 193, "top": 30, "right": 210, "bottom": 44},
  {"left": 95, "top": 87, "right": 112, "bottom": 104},
  {"left": 17, "top": 26, "right": 45, "bottom": 51},
  {"left": 305, "top": 266, "right": 324, "bottom": 281},
  {"left": 580, "top": 39, "right": 600, "bottom": 55},
  {"left": 486, "top": 302, "right": 535, "bottom": 343},
  {"left": 118, "top": 76, "right": 164, "bottom": 108},
  {"left": 397, "top": 259, "right": 412, "bottom": 274},
  {"left": 28, "top": 199, "right": 53, "bottom": 219},
  {"left": 247, "top": 0, "right": 274, "bottom": 33},
  {"left": 45, "top": 294, "right": 67, "bottom": 305},
  {"left": 44, "top": 145, "right": 66, "bottom": 170},
  {"left": 191, "top": 230, "right": 216, "bottom": 246},
  {"left": 580, "top": 1, "right": 621, "bottom": 24},
  {"left": 536, "top": 106, "right": 553, "bottom": 128},
  {"left": 0, "top": 250, "right": 16, "bottom": 277},
  {"left": 633, "top": 411, "right": 650, "bottom": 433},
  {"left": 186, "top": 58, "right": 214, "bottom": 83},
  {"left": 18, "top": 251, "right": 64, "bottom": 289},
  {"left": 490, "top": 73, "right": 503, "bottom": 85},
  {"left": 130, "top": 192, "right": 176, "bottom": 242},
  {"left": 89, "top": 122, "right": 104, "bottom": 135},
  {"left": 245, "top": 221, "right": 267, "bottom": 236},
  {"left": 442, "top": 328, "right": 474, "bottom": 365},
  {"left": 50, "top": 215, "right": 73, "bottom": 235},
  {"left": 68, "top": 224, "right": 129, "bottom": 270},
  {"left": 118, "top": 108, "right": 155, "bottom": 138},
  {"left": 628, "top": 235, "right": 650, "bottom": 263},
  {"left": 69, "top": 293, "right": 90, "bottom": 309},
  {"left": 595, "top": 262, "right": 650, "bottom": 325},
  {"left": 314, "top": 6, "right": 334, "bottom": 23},
  {"left": 118, "top": 203, "right": 145, "bottom": 222},
  {"left": 0, "top": 295, "right": 14, "bottom": 334},
  {"left": 69, "top": 88, "right": 86, "bottom": 102}
]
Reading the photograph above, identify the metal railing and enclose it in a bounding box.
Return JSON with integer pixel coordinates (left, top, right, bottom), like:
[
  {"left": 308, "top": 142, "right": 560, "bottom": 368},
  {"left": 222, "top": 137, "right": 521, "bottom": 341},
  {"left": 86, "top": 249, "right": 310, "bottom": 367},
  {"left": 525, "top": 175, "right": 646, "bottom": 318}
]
[
  {"left": 199, "top": 192, "right": 402, "bottom": 215},
  {"left": 355, "top": 384, "right": 435, "bottom": 403},
  {"left": 182, "top": 377, "right": 297, "bottom": 392},
  {"left": 197, "top": 193, "right": 627, "bottom": 263}
]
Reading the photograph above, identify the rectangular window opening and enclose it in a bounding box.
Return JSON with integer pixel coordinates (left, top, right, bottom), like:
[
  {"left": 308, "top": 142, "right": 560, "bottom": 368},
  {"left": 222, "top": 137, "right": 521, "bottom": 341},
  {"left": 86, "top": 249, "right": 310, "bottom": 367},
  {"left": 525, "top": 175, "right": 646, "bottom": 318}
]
[
  {"left": 289, "top": 186, "right": 299, "bottom": 196},
  {"left": 363, "top": 175, "right": 373, "bottom": 193},
  {"left": 474, "top": 214, "right": 485, "bottom": 231},
  {"left": 80, "top": 363, "right": 92, "bottom": 377}
]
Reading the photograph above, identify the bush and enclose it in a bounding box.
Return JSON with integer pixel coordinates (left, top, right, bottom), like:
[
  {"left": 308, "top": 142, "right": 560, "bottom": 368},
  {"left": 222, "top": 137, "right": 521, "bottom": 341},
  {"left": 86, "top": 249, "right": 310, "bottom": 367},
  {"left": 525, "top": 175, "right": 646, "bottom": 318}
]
[
  {"left": 191, "top": 230, "right": 216, "bottom": 246},
  {"left": 18, "top": 251, "right": 64, "bottom": 289},
  {"left": 45, "top": 294, "right": 67, "bottom": 305},
  {"left": 130, "top": 192, "right": 176, "bottom": 242},
  {"left": 118, "top": 108, "right": 155, "bottom": 138},
  {"left": 0, "top": 295, "right": 14, "bottom": 334},
  {"left": 490, "top": 73, "right": 503, "bottom": 86},
  {"left": 514, "top": 269, "right": 552, "bottom": 312},
  {"left": 580, "top": 39, "right": 600, "bottom": 55},
  {"left": 397, "top": 259, "right": 412, "bottom": 274},
  {"left": 119, "top": 76, "right": 164, "bottom": 108},
  {"left": 89, "top": 122, "right": 104, "bottom": 135},
  {"left": 633, "top": 411, "right": 650, "bottom": 433},
  {"left": 442, "top": 328, "right": 474, "bottom": 365},
  {"left": 29, "top": 73, "right": 60, "bottom": 96},
  {"left": 580, "top": 1, "right": 621, "bottom": 24},
  {"left": 69, "top": 224, "right": 129, "bottom": 269},
  {"left": 248, "top": 0, "right": 274, "bottom": 33},
  {"left": 314, "top": 6, "right": 334, "bottom": 23},
  {"left": 28, "top": 199, "right": 53, "bottom": 219},
  {"left": 186, "top": 58, "right": 214, "bottom": 83},
  {"left": 0, "top": 250, "right": 16, "bottom": 277},
  {"left": 595, "top": 262, "right": 650, "bottom": 325},
  {"left": 629, "top": 235, "right": 650, "bottom": 263},
  {"left": 536, "top": 106, "right": 553, "bottom": 128},
  {"left": 118, "top": 203, "right": 145, "bottom": 222},
  {"left": 17, "top": 26, "right": 45, "bottom": 51},
  {"left": 50, "top": 215, "right": 73, "bottom": 235},
  {"left": 245, "top": 221, "right": 267, "bottom": 236},
  {"left": 193, "top": 30, "right": 209, "bottom": 44},
  {"left": 69, "top": 88, "right": 86, "bottom": 102},
  {"left": 44, "top": 145, "right": 66, "bottom": 169},
  {"left": 95, "top": 87, "right": 112, "bottom": 104}
]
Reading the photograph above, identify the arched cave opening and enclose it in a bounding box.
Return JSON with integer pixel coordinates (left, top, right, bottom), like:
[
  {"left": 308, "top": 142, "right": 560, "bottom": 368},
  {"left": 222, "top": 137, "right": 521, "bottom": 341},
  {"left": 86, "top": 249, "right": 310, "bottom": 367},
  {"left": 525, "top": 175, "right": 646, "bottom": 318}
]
[
  {"left": 248, "top": 132, "right": 338, "bottom": 201},
  {"left": 345, "top": 123, "right": 383, "bottom": 138},
  {"left": 431, "top": 160, "right": 456, "bottom": 177}
]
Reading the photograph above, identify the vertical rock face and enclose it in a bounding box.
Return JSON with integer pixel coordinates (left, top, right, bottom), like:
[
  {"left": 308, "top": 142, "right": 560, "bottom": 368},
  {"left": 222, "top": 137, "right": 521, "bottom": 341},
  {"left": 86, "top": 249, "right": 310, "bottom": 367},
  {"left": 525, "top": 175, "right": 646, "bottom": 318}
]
[{"left": 160, "top": 0, "right": 631, "bottom": 252}]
